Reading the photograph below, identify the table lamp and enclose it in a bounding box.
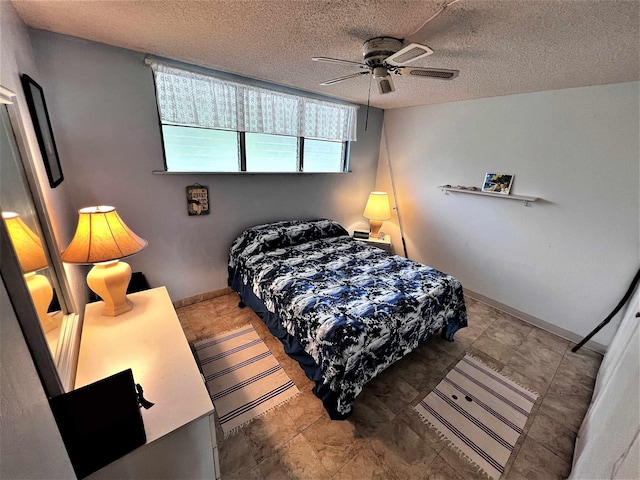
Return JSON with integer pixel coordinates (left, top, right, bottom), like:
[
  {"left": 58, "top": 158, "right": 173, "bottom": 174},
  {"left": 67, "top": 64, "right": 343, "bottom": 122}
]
[
  {"left": 2, "top": 211, "right": 56, "bottom": 332},
  {"left": 61, "top": 206, "right": 147, "bottom": 316},
  {"left": 363, "top": 191, "right": 391, "bottom": 238}
]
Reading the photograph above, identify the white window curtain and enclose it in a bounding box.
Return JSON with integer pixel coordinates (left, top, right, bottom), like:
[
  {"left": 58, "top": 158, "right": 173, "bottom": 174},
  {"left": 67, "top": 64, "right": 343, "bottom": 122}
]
[
  {"left": 148, "top": 60, "right": 358, "bottom": 141},
  {"left": 240, "top": 88, "right": 300, "bottom": 137}
]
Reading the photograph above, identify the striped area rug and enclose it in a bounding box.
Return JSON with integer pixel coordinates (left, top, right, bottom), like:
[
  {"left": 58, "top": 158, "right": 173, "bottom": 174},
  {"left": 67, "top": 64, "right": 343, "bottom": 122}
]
[
  {"left": 413, "top": 355, "right": 538, "bottom": 480},
  {"left": 194, "top": 325, "right": 299, "bottom": 436}
]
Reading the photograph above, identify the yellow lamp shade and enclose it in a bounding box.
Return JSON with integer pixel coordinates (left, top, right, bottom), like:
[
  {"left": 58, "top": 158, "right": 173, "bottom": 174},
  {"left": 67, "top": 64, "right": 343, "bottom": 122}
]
[
  {"left": 363, "top": 192, "right": 391, "bottom": 238},
  {"left": 61, "top": 206, "right": 147, "bottom": 264},
  {"left": 2, "top": 211, "right": 48, "bottom": 273},
  {"left": 363, "top": 192, "right": 391, "bottom": 221},
  {"left": 61, "top": 206, "right": 147, "bottom": 317}
]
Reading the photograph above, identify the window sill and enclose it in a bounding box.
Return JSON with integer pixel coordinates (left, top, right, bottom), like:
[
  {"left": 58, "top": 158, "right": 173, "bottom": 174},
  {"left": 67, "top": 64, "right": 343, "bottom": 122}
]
[{"left": 152, "top": 170, "right": 351, "bottom": 175}]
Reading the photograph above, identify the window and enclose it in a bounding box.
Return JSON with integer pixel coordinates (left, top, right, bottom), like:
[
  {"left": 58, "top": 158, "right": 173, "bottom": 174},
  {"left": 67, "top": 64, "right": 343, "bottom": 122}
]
[
  {"left": 303, "top": 139, "right": 345, "bottom": 173},
  {"left": 245, "top": 133, "right": 298, "bottom": 172},
  {"left": 162, "top": 125, "right": 239, "bottom": 172},
  {"left": 149, "top": 60, "right": 358, "bottom": 173}
]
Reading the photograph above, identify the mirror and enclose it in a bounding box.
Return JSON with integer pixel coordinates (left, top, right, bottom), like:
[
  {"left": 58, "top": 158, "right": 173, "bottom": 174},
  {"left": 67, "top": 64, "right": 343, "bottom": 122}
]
[{"left": 0, "top": 88, "right": 78, "bottom": 392}]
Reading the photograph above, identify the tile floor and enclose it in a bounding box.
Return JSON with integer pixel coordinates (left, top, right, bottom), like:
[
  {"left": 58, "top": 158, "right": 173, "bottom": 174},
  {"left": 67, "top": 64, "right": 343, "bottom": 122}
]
[{"left": 176, "top": 293, "right": 603, "bottom": 480}]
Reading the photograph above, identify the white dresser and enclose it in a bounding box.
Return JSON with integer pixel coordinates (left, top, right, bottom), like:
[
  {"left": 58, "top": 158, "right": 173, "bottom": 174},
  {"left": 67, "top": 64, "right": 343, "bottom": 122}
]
[{"left": 75, "top": 287, "right": 219, "bottom": 479}]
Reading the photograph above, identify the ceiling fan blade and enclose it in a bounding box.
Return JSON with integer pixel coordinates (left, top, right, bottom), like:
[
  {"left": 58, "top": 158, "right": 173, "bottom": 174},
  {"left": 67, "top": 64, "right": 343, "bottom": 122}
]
[
  {"left": 376, "top": 75, "right": 395, "bottom": 94},
  {"left": 312, "top": 57, "right": 369, "bottom": 69},
  {"left": 394, "top": 66, "right": 459, "bottom": 80},
  {"left": 320, "top": 71, "right": 370, "bottom": 86},
  {"left": 385, "top": 43, "right": 433, "bottom": 66}
]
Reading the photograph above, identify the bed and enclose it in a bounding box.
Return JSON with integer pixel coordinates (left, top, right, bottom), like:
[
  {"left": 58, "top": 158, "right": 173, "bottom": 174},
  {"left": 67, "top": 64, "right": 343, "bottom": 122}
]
[{"left": 228, "top": 219, "right": 468, "bottom": 419}]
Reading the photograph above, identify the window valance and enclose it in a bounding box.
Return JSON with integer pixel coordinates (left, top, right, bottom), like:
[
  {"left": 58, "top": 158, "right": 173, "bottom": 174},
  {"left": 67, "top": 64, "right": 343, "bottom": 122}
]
[{"left": 148, "top": 60, "right": 358, "bottom": 142}]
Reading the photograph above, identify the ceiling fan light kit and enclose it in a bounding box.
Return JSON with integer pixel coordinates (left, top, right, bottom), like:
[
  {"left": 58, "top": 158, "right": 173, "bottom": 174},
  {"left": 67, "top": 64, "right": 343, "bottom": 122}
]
[
  {"left": 377, "top": 76, "right": 394, "bottom": 94},
  {"left": 314, "top": 36, "right": 459, "bottom": 95}
]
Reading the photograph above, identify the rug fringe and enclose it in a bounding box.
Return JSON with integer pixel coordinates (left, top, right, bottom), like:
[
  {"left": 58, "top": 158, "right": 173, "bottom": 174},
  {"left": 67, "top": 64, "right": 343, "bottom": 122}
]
[
  {"left": 220, "top": 389, "right": 302, "bottom": 439},
  {"left": 464, "top": 353, "right": 540, "bottom": 398},
  {"left": 412, "top": 406, "right": 495, "bottom": 480}
]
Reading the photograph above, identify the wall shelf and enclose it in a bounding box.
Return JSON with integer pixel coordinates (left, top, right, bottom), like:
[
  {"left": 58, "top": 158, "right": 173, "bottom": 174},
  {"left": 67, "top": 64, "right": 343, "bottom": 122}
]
[{"left": 439, "top": 187, "right": 539, "bottom": 206}]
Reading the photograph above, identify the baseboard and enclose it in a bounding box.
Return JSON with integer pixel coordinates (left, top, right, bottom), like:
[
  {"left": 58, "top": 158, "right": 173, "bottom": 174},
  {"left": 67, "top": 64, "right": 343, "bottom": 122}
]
[
  {"left": 465, "top": 289, "right": 606, "bottom": 355},
  {"left": 173, "top": 287, "right": 233, "bottom": 309}
]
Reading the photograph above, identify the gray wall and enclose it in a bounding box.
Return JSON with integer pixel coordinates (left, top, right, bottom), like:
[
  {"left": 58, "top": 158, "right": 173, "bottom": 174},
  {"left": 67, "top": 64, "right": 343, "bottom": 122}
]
[
  {"left": 377, "top": 82, "right": 639, "bottom": 348},
  {"left": 30, "top": 30, "right": 383, "bottom": 302}
]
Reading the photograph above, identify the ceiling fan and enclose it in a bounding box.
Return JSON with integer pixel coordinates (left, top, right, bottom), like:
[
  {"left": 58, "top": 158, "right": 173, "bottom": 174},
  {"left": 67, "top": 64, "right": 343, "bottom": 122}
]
[{"left": 313, "top": 37, "right": 459, "bottom": 95}]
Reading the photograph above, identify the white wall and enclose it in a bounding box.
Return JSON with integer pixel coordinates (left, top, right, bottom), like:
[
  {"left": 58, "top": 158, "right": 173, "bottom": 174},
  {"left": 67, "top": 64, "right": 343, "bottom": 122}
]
[
  {"left": 0, "top": 2, "right": 75, "bottom": 477},
  {"left": 29, "top": 30, "right": 383, "bottom": 302},
  {"left": 378, "top": 83, "right": 639, "bottom": 349}
]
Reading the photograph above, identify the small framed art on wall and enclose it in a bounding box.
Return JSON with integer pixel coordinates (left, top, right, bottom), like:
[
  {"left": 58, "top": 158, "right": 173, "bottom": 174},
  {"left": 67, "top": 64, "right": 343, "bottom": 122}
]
[{"left": 186, "top": 184, "right": 210, "bottom": 215}]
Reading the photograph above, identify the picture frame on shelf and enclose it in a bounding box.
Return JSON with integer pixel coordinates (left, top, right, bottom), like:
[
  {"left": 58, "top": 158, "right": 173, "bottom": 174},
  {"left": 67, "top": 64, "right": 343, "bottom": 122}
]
[
  {"left": 482, "top": 173, "right": 514, "bottom": 195},
  {"left": 20, "top": 74, "right": 64, "bottom": 188}
]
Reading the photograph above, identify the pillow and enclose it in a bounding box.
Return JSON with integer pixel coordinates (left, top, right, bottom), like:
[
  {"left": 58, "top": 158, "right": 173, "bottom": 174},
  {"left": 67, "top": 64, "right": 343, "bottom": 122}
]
[{"left": 229, "top": 219, "right": 348, "bottom": 269}]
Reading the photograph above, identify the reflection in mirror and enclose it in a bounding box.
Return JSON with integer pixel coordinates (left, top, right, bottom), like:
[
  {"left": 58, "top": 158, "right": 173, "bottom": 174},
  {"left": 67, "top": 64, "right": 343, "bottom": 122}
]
[
  {"left": 0, "top": 102, "right": 62, "bottom": 360},
  {"left": 2, "top": 211, "right": 56, "bottom": 331}
]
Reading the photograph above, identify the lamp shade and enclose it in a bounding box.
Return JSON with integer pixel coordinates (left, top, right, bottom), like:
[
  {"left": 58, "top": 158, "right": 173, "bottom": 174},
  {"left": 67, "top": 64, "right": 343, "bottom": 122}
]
[
  {"left": 2, "top": 211, "right": 48, "bottom": 273},
  {"left": 61, "top": 206, "right": 147, "bottom": 264},
  {"left": 363, "top": 192, "right": 391, "bottom": 221}
]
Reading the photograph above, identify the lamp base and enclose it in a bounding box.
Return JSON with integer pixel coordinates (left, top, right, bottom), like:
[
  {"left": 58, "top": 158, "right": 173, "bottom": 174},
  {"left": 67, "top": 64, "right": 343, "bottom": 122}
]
[
  {"left": 24, "top": 272, "right": 56, "bottom": 333},
  {"left": 87, "top": 260, "right": 133, "bottom": 316},
  {"left": 369, "top": 220, "right": 383, "bottom": 238}
]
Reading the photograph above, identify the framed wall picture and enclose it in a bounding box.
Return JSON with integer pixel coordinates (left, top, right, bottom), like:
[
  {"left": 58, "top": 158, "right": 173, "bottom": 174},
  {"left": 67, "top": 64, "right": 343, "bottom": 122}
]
[
  {"left": 482, "top": 173, "right": 514, "bottom": 195},
  {"left": 20, "top": 74, "right": 64, "bottom": 188},
  {"left": 186, "top": 184, "right": 210, "bottom": 215}
]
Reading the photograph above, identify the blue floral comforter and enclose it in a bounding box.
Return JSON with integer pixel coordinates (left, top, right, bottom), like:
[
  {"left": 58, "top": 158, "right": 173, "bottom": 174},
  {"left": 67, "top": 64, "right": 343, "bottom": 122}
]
[{"left": 229, "top": 219, "right": 467, "bottom": 415}]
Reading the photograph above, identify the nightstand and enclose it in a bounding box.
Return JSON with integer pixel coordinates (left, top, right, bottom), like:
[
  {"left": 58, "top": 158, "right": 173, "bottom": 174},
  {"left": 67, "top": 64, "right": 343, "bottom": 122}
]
[{"left": 355, "top": 234, "right": 392, "bottom": 253}]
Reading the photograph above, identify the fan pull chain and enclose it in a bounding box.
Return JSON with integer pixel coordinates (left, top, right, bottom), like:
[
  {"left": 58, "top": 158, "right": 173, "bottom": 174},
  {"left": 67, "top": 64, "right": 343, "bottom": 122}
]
[{"left": 365, "top": 74, "right": 373, "bottom": 131}]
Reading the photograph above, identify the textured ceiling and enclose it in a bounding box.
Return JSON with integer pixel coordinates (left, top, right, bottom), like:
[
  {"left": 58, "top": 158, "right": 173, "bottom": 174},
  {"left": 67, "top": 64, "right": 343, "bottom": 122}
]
[{"left": 11, "top": 0, "right": 640, "bottom": 109}]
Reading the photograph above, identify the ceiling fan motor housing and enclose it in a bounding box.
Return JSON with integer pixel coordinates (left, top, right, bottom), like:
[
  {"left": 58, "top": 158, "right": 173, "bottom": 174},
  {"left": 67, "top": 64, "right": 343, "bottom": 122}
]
[
  {"left": 363, "top": 37, "right": 403, "bottom": 67},
  {"left": 372, "top": 66, "right": 389, "bottom": 79}
]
